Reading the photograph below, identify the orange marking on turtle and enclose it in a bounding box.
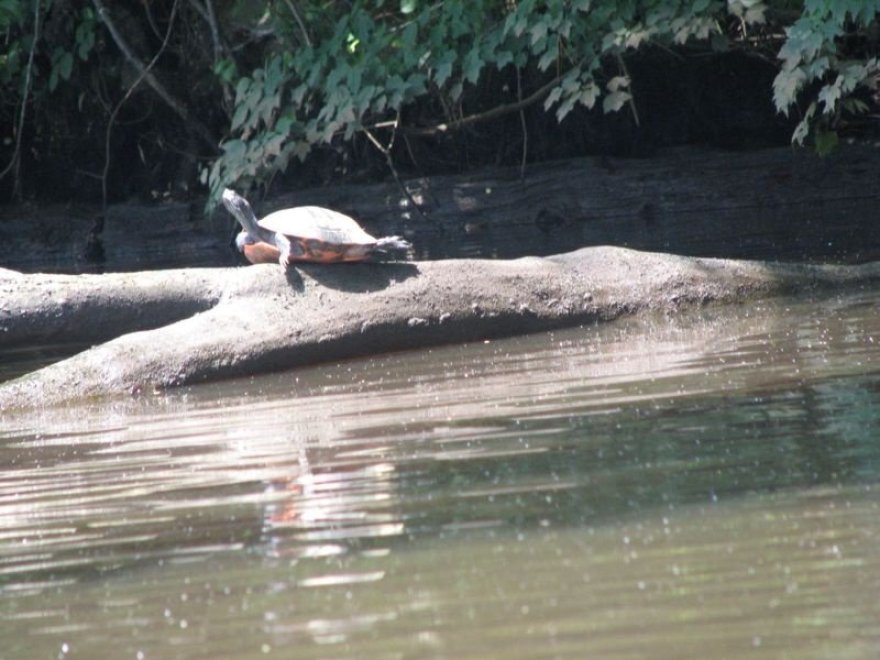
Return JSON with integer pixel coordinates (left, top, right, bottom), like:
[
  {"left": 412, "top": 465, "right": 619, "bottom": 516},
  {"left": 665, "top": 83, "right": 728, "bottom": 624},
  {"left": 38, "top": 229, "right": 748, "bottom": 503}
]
[{"left": 241, "top": 240, "right": 282, "bottom": 265}]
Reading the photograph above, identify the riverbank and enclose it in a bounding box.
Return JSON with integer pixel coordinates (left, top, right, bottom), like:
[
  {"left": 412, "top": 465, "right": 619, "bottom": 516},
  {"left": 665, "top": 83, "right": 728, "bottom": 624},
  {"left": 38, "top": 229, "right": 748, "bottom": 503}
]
[{"left": 2, "top": 144, "right": 879, "bottom": 276}]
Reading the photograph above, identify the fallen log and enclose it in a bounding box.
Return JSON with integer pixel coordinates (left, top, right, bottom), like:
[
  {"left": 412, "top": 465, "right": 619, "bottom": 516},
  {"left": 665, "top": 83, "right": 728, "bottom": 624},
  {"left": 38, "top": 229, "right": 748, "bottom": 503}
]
[
  {"left": 2, "top": 246, "right": 879, "bottom": 411},
  {"left": 0, "top": 268, "right": 224, "bottom": 347}
]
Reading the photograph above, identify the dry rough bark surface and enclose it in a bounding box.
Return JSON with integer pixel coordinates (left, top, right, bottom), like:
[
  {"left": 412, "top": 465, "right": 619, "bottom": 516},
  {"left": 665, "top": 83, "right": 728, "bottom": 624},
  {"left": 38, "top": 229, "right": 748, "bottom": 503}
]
[{"left": 2, "top": 246, "right": 880, "bottom": 411}]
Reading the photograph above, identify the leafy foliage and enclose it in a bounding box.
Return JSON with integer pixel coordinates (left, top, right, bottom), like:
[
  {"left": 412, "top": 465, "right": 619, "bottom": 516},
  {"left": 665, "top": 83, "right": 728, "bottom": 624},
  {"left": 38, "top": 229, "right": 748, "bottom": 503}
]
[
  {"left": 48, "top": 8, "right": 96, "bottom": 91},
  {"left": 1, "top": 0, "right": 216, "bottom": 201},
  {"left": 772, "top": 0, "right": 880, "bottom": 153},
  {"left": 204, "top": 0, "right": 733, "bottom": 205},
  {"left": 0, "top": 0, "right": 26, "bottom": 86},
  {"left": 1, "top": 0, "right": 99, "bottom": 197},
  {"left": 1, "top": 2, "right": 96, "bottom": 94},
  {"left": 2, "top": 0, "right": 880, "bottom": 203}
]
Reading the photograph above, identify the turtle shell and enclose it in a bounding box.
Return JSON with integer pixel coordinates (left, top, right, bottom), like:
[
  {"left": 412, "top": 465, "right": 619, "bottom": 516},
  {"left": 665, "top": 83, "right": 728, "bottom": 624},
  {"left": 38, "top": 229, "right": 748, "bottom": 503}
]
[{"left": 259, "top": 206, "right": 377, "bottom": 246}]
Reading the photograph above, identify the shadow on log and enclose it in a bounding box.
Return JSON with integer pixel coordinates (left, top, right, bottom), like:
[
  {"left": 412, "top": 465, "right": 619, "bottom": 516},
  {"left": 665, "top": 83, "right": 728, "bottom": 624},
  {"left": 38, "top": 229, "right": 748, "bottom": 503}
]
[{"left": 2, "top": 246, "right": 880, "bottom": 411}]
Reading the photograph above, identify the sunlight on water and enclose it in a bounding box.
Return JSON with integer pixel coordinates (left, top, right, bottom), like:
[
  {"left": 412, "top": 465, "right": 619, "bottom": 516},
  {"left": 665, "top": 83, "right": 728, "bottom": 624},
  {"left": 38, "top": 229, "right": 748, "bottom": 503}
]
[{"left": 1, "top": 289, "right": 879, "bottom": 658}]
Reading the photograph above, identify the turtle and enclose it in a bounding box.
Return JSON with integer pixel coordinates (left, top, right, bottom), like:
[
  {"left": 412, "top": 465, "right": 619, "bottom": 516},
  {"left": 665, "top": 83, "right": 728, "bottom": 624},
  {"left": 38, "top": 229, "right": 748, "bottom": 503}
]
[{"left": 221, "top": 188, "right": 412, "bottom": 268}]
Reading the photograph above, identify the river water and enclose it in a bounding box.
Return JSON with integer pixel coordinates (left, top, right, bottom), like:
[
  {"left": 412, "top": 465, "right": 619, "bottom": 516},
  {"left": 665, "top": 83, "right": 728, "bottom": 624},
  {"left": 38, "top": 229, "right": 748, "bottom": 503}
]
[{"left": 1, "top": 288, "right": 879, "bottom": 658}]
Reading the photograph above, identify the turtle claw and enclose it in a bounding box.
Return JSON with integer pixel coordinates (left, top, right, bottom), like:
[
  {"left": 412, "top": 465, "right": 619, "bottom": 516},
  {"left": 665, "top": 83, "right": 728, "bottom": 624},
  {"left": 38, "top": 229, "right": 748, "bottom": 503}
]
[{"left": 275, "top": 234, "right": 293, "bottom": 270}]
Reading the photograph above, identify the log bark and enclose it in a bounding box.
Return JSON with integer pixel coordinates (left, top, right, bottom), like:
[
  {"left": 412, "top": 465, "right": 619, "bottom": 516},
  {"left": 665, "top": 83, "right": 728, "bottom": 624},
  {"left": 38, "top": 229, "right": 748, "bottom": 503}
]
[
  {"left": 0, "top": 268, "right": 223, "bottom": 347},
  {"left": 2, "top": 246, "right": 879, "bottom": 411}
]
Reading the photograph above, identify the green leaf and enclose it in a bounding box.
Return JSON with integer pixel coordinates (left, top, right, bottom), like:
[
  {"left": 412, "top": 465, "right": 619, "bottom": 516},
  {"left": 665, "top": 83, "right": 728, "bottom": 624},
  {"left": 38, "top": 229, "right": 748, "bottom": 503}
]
[
  {"left": 263, "top": 132, "right": 286, "bottom": 158},
  {"left": 778, "top": 21, "right": 826, "bottom": 67},
  {"left": 814, "top": 129, "right": 838, "bottom": 156},
  {"left": 434, "top": 60, "right": 453, "bottom": 86},
  {"left": 400, "top": 0, "right": 417, "bottom": 15},
  {"left": 744, "top": 3, "right": 767, "bottom": 25},
  {"left": 463, "top": 47, "right": 482, "bottom": 84},
  {"left": 449, "top": 81, "right": 463, "bottom": 102},
  {"left": 354, "top": 84, "right": 378, "bottom": 114},
  {"left": 59, "top": 51, "right": 73, "bottom": 80},
  {"left": 292, "top": 139, "right": 312, "bottom": 162},
  {"left": 401, "top": 21, "right": 418, "bottom": 51},
  {"left": 372, "top": 92, "right": 388, "bottom": 113},
  {"left": 561, "top": 70, "right": 581, "bottom": 95},
  {"left": 231, "top": 101, "right": 251, "bottom": 132},
  {"left": 772, "top": 66, "right": 806, "bottom": 114},
  {"left": 804, "top": 55, "right": 830, "bottom": 80},
  {"left": 556, "top": 94, "right": 578, "bottom": 122},
  {"left": 213, "top": 58, "right": 238, "bottom": 84},
  {"left": 843, "top": 97, "right": 870, "bottom": 114},
  {"left": 49, "top": 49, "right": 74, "bottom": 92},
  {"left": 235, "top": 77, "right": 252, "bottom": 103},
  {"left": 606, "top": 76, "right": 629, "bottom": 92},
  {"left": 537, "top": 40, "right": 558, "bottom": 71},
  {"left": 405, "top": 72, "right": 427, "bottom": 99},
  {"left": 729, "top": 0, "right": 767, "bottom": 24},
  {"left": 817, "top": 77, "right": 842, "bottom": 114},
  {"left": 275, "top": 113, "right": 296, "bottom": 135},
  {"left": 578, "top": 83, "right": 599, "bottom": 109},
  {"left": 495, "top": 49, "right": 514, "bottom": 70},
  {"left": 624, "top": 27, "right": 650, "bottom": 49},
  {"left": 75, "top": 16, "right": 95, "bottom": 61},
  {"left": 602, "top": 90, "right": 631, "bottom": 114},
  {"left": 0, "top": 0, "right": 23, "bottom": 27},
  {"left": 291, "top": 83, "right": 308, "bottom": 106},
  {"left": 529, "top": 19, "right": 548, "bottom": 46},
  {"left": 791, "top": 102, "right": 816, "bottom": 145},
  {"left": 386, "top": 74, "right": 407, "bottom": 107},
  {"left": 264, "top": 56, "right": 283, "bottom": 97},
  {"left": 543, "top": 86, "right": 563, "bottom": 110},
  {"left": 511, "top": 13, "right": 529, "bottom": 38},
  {"left": 221, "top": 139, "right": 247, "bottom": 159}
]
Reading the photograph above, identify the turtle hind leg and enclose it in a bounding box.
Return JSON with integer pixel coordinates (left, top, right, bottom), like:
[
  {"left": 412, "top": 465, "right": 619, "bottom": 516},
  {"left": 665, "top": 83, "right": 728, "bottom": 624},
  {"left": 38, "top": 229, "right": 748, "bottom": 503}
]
[{"left": 371, "top": 236, "right": 413, "bottom": 261}]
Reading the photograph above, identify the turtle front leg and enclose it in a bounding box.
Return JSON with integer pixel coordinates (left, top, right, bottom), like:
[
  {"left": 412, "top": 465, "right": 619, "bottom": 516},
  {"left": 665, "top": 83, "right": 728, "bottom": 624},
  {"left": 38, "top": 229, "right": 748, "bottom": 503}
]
[{"left": 275, "top": 234, "right": 293, "bottom": 269}]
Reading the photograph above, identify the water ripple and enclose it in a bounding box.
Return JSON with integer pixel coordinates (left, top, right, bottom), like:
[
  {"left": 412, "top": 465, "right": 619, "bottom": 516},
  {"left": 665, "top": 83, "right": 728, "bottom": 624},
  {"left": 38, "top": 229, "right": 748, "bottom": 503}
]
[{"left": 0, "top": 290, "right": 879, "bottom": 658}]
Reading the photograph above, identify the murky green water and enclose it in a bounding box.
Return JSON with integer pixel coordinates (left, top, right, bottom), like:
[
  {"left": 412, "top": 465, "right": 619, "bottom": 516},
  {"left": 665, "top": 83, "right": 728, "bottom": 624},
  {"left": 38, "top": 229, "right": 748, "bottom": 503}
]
[{"left": 2, "top": 290, "right": 880, "bottom": 659}]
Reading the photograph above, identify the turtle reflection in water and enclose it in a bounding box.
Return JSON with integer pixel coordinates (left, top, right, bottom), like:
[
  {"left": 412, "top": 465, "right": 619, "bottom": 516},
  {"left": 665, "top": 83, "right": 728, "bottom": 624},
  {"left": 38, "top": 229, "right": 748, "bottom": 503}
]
[{"left": 221, "top": 188, "right": 412, "bottom": 268}]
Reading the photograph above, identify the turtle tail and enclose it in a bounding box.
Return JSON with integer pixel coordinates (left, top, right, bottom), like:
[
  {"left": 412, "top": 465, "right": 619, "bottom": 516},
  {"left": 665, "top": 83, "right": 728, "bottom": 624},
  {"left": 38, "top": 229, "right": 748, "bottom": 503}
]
[{"left": 371, "top": 236, "right": 413, "bottom": 261}]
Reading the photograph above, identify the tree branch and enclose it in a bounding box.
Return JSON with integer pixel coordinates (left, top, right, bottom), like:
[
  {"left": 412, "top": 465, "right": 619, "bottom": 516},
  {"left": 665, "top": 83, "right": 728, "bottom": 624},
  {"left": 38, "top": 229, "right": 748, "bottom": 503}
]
[
  {"left": 188, "top": 0, "right": 225, "bottom": 62},
  {"left": 363, "top": 113, "right": 428, "bottom": 219},
  {"left": 282, "top": 0, "right": 312, "bottom": 48},
  {"left": 100, "top": 0, "right": 183, "bottom": 213},
  {"left": 0, "top": 0, "right": 41, "bottom": 200},
  {"left": 401, "top": 70, "right": 571, "bottom": 137},
  {"left": 189, "top": 0, "right": 232, "bottom": 107},
  {"left": 91, "top": 0, "right": 217, "bottom": 151},
  {"left": 517, "top": 66, "right": 528, "bottom": 180}
]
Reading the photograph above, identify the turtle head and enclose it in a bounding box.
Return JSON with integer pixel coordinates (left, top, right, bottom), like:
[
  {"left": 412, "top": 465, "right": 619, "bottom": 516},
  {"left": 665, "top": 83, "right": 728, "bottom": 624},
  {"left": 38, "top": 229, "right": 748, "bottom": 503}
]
[
  {"left": 221, "top": 188, "right": 251, "bottom": 217},
  {"left": 221, "top": 188, "right": 273, "bottom": 244}
]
